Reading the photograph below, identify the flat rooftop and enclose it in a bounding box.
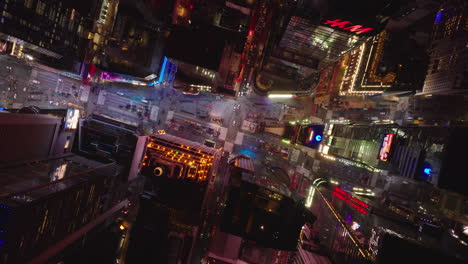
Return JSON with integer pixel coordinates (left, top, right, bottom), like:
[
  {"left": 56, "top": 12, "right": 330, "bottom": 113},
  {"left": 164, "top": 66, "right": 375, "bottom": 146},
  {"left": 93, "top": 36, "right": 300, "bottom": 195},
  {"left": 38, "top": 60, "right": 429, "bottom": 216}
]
[{"left": 0, "top": 155, "right": 118, "bottom": 206}]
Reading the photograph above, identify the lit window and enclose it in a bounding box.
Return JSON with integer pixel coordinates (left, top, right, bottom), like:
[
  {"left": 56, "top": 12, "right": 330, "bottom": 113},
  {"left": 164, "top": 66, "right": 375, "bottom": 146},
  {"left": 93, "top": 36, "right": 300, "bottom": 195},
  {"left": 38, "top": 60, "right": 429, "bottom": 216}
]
[
  {"left": 2, "top": 11, "right": 12, "bottom": 19},
  {"left": 24, "top": 0, "right": 33, "bottom": 8},
  {"left": 70, "top": 9, "right": 75, "bottom": 20},
  {"left": 48, "top": 8, "right": 55, "bottom": 20},
  {"left": 36, "top": 1, "right": 46, "bottom": 15}
]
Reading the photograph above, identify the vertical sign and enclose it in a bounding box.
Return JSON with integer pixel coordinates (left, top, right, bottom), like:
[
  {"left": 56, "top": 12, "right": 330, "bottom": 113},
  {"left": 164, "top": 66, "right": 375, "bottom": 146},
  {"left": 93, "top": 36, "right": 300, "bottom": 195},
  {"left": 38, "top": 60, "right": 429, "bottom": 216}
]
[
  {"left": 290, "top": 172, "right": 300, "bottom": 190},
  {"left": 378, "top": 133, "right": 394, "bottom": 162}
]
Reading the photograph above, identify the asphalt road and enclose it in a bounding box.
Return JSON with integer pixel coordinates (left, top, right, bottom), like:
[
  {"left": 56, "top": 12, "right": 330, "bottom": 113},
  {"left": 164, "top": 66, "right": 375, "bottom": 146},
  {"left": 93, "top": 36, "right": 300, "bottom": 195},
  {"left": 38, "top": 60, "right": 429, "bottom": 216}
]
[
  {"left": 0, "top": 55, "right": 86, "bottom": 110},
  {"left": 0, "top": 56, "right": 314, "bottom": 189},
  {"left": 87, "top": 81, "right": 312, "bottom": 177}
]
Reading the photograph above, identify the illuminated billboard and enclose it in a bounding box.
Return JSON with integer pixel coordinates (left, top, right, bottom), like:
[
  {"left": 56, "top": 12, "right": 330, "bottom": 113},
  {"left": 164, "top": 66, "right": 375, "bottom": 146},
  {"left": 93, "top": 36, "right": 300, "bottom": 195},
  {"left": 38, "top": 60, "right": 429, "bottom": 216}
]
[
  {"left": 378, "top": 133, "right": 394, "bottom": 162},
  {"left": 51, "top": 163, "right": 68, "bottom": 181},
  {"left": 323, "top": 19, "right": 373, "bottom": 35},
  {"left": 100, "top": 71, "right": 146, "bottom": 85},
  {"left": 64, "top": 109, "right": 80, "bottom": 130},
  {"left": 332, "top": 187, "right": 369, "bottom": 214},
  {"left": 302, "top": 125, "right": 324, "bottom": 149}
]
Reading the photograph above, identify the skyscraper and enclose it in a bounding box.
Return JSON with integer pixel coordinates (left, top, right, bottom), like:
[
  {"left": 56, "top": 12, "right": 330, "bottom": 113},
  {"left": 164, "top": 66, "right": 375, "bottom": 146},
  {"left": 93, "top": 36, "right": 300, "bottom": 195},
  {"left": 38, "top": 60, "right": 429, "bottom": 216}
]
[
  {"left": 421, "top": 0, "right": 467, "bottom": 94},
  {"left": 252, "top": 0, "right": 402, "bottom": 95},
  {"left": 0, "top": 155, "right": 129, "bottom": 264},
  {"left": 128, "top": 134, "right": 222, "bottom": 263},
  {"left": 0, "top": 0, "right": 95, "bottom": 69}
]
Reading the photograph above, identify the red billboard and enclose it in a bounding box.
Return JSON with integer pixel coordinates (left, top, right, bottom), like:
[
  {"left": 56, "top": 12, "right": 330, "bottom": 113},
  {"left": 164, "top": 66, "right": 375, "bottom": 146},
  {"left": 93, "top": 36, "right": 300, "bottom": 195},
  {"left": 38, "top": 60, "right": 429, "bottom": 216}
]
[
  {"left": 290, "top": 172, "right": 299, "bottom": 190},
  {"left": 378, "top": 133, "right": 394, "bottom": 162},
  {"left": 332, "top": 187, "right": 369, "bottom": 214}
]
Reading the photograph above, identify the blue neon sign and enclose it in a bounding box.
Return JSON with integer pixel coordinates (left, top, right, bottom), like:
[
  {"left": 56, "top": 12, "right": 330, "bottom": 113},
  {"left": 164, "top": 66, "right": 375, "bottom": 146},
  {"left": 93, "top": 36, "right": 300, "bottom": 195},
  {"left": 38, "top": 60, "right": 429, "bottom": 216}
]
[
  {"left": 423, "top": 168, "right": 432, "bottom": 175},
  {"left": 148, "top": 56, "right": 168, "bottom": 86},
  {"left": 435, "top": 10, "right": 444, "bottom": 23}
]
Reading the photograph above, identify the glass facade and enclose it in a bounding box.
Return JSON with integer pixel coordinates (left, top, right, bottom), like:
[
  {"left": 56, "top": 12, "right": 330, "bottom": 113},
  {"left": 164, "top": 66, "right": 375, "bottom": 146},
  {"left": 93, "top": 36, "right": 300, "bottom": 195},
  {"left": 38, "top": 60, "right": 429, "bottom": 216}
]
[{"left": 0, "top": 0, "right": 92, "bottom": 61}]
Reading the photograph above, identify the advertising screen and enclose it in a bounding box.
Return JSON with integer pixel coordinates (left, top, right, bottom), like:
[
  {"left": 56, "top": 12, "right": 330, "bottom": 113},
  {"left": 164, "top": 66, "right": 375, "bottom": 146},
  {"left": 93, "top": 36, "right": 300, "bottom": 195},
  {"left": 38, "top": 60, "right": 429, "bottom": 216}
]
[
  {"left": 51, "top": 163, "right": 68, "bottom": 181},
  {"left": 65, "top": 109, "right": 80, "bottom": 130},
  {"left": 301, "top": 124, "right": 324, "bottom": 149},
  {"left": 378, "top": 133, "right": 394, "bottom": 162},
  {"left": 332, "top": 187, "right": 369, "bottom": 214}
]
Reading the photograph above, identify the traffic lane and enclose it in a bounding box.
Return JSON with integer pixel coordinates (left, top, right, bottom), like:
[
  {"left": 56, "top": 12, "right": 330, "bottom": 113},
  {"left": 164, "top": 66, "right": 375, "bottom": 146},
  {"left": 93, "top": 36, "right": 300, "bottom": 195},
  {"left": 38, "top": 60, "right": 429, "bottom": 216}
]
[
  {"left": 165, "top": 120, "right": 220, "bottom": 145},
  {"left": 172, "top": 111, "right": 222, "bottom": 132},
  {"left": 240, "top": 132, "right": 297, "bottom": 171},
  {"left": 94, "top": 92, "right": 148, "bottom": 124}
]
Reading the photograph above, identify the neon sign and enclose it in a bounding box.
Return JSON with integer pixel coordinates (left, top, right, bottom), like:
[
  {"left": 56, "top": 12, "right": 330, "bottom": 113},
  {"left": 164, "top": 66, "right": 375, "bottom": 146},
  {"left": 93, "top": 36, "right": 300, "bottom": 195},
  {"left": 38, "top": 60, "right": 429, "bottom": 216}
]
[
  {"left": 323, "top": 19, "right": 373, "bottom": 34},
  {"left": 378, "top": 133, "right": 394, "bottom": 162},
  {"left": 306, "top": 128, "right": 323, "bottom": 144},
  {"left": 306, "top": 128, "right": 314, "bottom": 144},
  {"left": 435, "top": 10, "right": 444, "bottom": 23},
  {"left": 332, "top": 187, "right": 369, "bottom": 214}
]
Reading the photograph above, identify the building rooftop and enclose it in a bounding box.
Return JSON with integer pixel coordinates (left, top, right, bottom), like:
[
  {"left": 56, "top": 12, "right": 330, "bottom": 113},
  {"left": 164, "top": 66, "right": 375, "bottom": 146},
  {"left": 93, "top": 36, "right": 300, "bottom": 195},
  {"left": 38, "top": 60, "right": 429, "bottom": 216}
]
[
  {"left": 0, "top": 155, "right": 118, "bottom": 206},
  {"left": 153, "top": 134, "right": 220, "bottom": 156},
  {"left": 230, "top": 155, "right": 255, "bottom": 173}
]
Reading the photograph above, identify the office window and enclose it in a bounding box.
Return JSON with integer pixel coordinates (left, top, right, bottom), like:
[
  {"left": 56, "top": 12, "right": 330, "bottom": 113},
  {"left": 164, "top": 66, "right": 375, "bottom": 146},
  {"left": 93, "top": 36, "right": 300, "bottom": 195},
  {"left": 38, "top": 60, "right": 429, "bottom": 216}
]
[
  {"left": 61, "top": 15, "right": 67, "bottom": 27},
  {"left": 24, "top": 0, "right": 33, "bottom": 8},
  {"left": 70, "top": 9, "right": 76, "bottom": 20},
  {"left": 48, "top": 8, "right": 55, "bottom": 21},
  {"left": 36, "top": 1, "right": 46, "bottom": 15},
  {"left": 2, "top": 10, "right": 12, "bottom": 19},
  {"left": 444, "top": 15, "right": 460, "bottom": 38},
  {"left": 68, "top": 20, "right": 74, "bottom": 31},
  {"left": 39, "top": 209, "right": 49, "bottom": 234},
  {"left": 87, "top": 185, "right": 96, "bottom": 203}
]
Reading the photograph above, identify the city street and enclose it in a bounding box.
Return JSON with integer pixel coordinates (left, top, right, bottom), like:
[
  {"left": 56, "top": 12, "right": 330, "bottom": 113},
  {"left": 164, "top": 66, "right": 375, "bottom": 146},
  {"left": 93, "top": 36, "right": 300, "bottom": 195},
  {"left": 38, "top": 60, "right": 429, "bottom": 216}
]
[
  {"left": 0, "top": 54, "right": 315, "bottom": 186},
  {"left": 2, "top": 1, "right": 468, "bottom": 264},
  {"left": 0, "top": 55, "right": 87, "bottom": 111},
  {"left": 88, "top": 82, "right": 314, "bottom": 187},
  {"left": 0, "top": 53, "right": 318, "bottom": 219}
]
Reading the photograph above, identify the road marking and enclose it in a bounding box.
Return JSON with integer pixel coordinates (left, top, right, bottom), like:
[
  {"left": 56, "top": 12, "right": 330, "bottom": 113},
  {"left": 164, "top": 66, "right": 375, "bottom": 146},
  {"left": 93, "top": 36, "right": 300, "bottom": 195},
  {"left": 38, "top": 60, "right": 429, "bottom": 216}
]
[
  {"left": 150, "top": 106, "right": 159, "bottom": 121},
  {"left": 235, "top": 132, "right": 244, "bottom": 145},
  {"left": 223, "top": 142, "right": 234, "bottom": 153},
  {"left": 174, "top": 111, "right": 221, "bottom": 129},
  {"left": 219, "top": 127, "right": 228, "bottom": 141}
]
